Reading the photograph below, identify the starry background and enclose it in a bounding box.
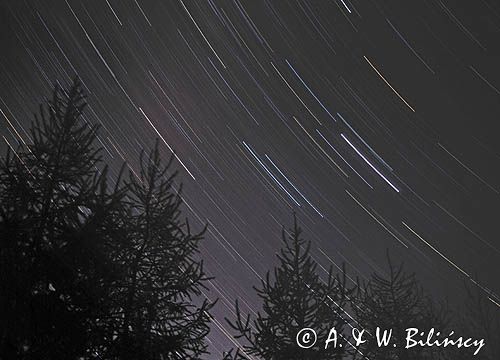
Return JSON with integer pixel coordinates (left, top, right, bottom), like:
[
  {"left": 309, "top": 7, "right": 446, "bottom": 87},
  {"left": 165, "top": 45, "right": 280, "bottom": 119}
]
[{"left": 1, "top": 0, "right": 500, "bottom": 357}]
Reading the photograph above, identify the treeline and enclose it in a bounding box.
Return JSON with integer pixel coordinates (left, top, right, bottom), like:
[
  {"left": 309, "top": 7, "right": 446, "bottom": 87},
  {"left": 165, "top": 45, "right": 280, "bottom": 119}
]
[{"left": 0, "top": 80, "right": 497, "bottom": 359}]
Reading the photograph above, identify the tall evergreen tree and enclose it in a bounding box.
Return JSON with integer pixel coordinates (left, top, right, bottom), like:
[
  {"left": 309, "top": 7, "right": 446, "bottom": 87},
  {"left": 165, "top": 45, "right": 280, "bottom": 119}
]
[
  {"left": 104, "top": 143, "right": 213, "bottom": 360},
  {"left": 453, "top": 281, "right": 500, "bottom": 360},
  {"left": 225, "top": 215, "right": 353, "bottom": 360},
  {"left": 0, "top": 78, "right": 126, "bottom": 358},
  {"left": 351, "top": 254, "right": 449, "bottom": 360},
  {"left": 0, "top": 79, "right": 213, "bottom": 359}
]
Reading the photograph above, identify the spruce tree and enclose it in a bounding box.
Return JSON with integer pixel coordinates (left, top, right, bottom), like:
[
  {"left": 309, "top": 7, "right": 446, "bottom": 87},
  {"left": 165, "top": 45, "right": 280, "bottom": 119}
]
[
  {"left": 453, "top": 281, "right": 500, "bottom": 360},
  {"left": 108, "top": 143, "right": 213, "bottom": 360},
  {"left": 225, "top": 215, "right": 352, "bottom": 360},
  {"left": 0, "top": 79, "right": 213, "bottom": 359},
  {"left": 0, "top": 78, "right": 126, "bottom": 358},
  {"left": 351, "top": 254, "right": 449, "bottom": 360}
]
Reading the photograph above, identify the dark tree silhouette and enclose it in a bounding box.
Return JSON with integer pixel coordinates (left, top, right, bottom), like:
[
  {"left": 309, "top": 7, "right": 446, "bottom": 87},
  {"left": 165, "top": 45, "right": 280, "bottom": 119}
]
[
  {"left": 107, "top": 143, "right": 213, "bottom": 360},
  {"left": 452, "top": 281, "right": 500, "bottom": 360},
  {"left": 351, "top": 254, "right": 450, "bottom": 360},
  {"left": 0, "top": 79, "right": 213, "bottom": 359},
  {"left": 0, "top": 78, "right": 126, "bottom": 358},
  {"left": 225, "top": 215, "right": 353, "bottom": 360}
]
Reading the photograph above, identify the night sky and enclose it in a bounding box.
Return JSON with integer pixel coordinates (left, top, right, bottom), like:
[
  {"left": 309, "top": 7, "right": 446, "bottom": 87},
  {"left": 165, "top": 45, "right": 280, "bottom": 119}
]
[{"left": 1, "top": 0, "right": 500, "bottom": 357}]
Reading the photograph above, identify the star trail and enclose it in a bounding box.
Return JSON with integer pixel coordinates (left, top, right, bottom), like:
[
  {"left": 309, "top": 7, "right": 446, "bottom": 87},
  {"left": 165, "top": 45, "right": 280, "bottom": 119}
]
[{"left": 1, "top": 0, "right": 500, "bottom": 357}]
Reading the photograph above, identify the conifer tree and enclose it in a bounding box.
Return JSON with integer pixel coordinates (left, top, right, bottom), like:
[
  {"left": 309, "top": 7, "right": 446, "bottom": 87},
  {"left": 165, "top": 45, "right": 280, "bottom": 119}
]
[
  {"left": 0, "top": 78, "right": 126, "bottom": 358},
  {"left": 225, "top": 215, "right": 352, "bottom": 360},
  {"left": 0, "top": 79, "right": 213, "bottom": 359},
  {"left": 453, "top": 281, "right": 500, "bottom": 360},
  {"left": 107, "top": 143, "right": 213, "bottom": 360},
  {"left": 351, "top": 254, "right": 449, "bottom": 360}
]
